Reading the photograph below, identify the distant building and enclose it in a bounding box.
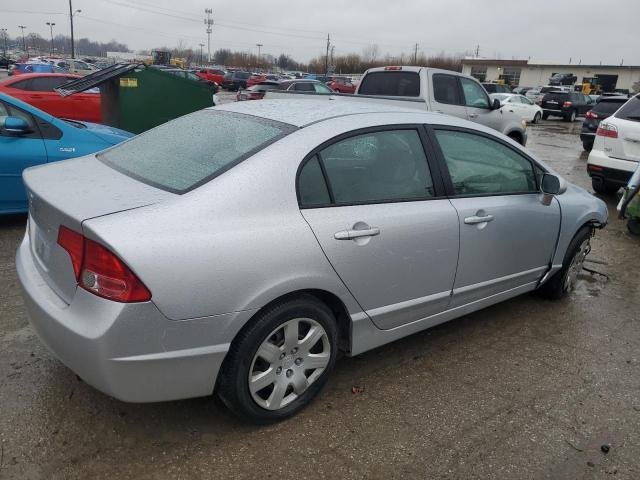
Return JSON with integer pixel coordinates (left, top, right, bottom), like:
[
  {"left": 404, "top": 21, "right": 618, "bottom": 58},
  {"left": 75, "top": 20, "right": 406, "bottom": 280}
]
[{"left": 461, "top": 58, "right": 640, "bottom": 93}]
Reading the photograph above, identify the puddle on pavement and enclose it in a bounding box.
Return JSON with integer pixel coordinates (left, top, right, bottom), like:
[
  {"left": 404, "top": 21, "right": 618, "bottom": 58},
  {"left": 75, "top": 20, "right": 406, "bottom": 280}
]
[{"left": 572, "top": 268, "right": 609, "bottom": 298}]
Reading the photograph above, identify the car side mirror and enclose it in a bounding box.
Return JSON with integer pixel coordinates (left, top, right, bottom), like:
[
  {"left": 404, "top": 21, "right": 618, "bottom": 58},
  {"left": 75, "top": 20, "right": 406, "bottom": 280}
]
[
  {"left": 2, "top": 116, "right": 31, "bottom": 134},
  {"left": 491, "top": 98, "right": 502, "bottom": 110},
  {"left": 540, "top": 173, "right": 567, "bottom": 205}
]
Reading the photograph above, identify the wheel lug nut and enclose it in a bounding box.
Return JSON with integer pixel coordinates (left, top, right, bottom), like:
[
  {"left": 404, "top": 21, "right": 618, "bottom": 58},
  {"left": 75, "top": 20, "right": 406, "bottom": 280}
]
[
  {"left": 291, "top": 347, "right": 298, "bottom": 354},
  {"left": 279, "top": 352, "right": 286, "bottom": 360},
  {"left": 295, "top": 358, "right": 303, "bottom": 365},
  {"left": 276, "top": 367, "right": 282, "bottom": 375},
  {"left": 286, "top": 369, "right": 293, "bottom": 378}
]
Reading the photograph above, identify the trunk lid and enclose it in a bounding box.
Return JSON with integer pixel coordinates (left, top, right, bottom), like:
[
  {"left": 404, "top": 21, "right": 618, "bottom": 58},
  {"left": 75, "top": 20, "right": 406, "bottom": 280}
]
[{"left": 23, "top": 155, "right": 173, "bottom": 304}]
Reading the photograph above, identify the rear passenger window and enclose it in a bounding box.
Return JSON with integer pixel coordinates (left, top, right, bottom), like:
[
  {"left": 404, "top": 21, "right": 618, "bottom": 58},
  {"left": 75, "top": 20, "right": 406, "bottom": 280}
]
[
  {"left": 8, "top": 79, "right": 32, "bottom": 90},
  {"left": 435, "top": 130, "right": 537, "bottom": 196},
  {"left": 298, "top": 156, "right": 331, "bottom": 206},
  {"left": 312, "top": 130, "right": 434, "bottom": 204},
  {"left": 294, "top": 82, "right": 314, "bottom": 92},
  {"left": 432, "top": 74, "right": 461, "bottom": 105}
]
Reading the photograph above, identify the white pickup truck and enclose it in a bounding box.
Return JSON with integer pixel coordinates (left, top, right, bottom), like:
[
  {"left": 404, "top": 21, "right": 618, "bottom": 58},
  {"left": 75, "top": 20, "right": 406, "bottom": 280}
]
[{"left": 265, "top": 66, "right": 528, "bottom": 145}]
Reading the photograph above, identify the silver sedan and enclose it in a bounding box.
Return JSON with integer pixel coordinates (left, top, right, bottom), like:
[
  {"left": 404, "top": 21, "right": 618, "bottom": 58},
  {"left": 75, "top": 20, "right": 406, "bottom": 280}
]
[{"left": 17, "top": 99, "right": 608, "bottom": 423}]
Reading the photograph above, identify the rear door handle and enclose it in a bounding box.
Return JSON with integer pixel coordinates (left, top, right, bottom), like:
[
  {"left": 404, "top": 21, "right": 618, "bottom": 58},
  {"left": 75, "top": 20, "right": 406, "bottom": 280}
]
[
  {"left": 334, "top": 227, "right": 380, "bottom": 240},
  {"left": 464, "top": 215, "right": 494, "bottom": 225}
]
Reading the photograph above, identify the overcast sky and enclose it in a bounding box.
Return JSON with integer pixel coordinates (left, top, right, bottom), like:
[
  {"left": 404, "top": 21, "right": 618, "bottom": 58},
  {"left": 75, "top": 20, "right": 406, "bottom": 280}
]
[{"left": 2, "top": 0, "right": 639, "bottom": 64}]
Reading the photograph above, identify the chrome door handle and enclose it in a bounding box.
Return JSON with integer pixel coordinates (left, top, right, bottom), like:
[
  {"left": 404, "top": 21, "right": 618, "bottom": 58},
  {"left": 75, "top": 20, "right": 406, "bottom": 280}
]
[
  {"left": 334, "top": 227, "right": 380, "bottom": 240},
  {"left": 469, "top": 113, "right": 478, "bottom": 118},
  {"left": 464, "top": 215, "right": 494, "bottom": 225}
]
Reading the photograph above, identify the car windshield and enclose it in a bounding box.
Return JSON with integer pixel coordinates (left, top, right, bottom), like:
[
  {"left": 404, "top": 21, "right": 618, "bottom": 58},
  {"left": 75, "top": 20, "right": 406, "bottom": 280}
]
[
  {"left": 615, "top": 96, "right": 640, "bottom": 122},
  {"left": 98, "top": 110, "right": 296, "bottom": 193}
]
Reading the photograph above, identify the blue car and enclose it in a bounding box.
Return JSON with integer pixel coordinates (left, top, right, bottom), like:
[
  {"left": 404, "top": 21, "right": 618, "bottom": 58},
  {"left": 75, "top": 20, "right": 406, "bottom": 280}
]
[
  {"left": 0, "top": 92, "right": 133, "bottom": 214},
  {"left": 8, "top": 63, "right": 68, "bottom": 76}
]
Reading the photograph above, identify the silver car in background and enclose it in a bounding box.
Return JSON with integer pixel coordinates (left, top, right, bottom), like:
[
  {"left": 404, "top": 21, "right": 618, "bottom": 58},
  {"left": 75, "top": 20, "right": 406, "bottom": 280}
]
[{"left": 17, "top": 99, "right": 607, "bottom": 423}]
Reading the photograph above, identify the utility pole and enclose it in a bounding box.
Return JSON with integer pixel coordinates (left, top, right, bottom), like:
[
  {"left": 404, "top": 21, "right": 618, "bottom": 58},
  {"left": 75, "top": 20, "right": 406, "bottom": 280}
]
[
  {"left": 324, "top": 33, "right": 330, "bottom": 76},
  {"left": 413, "top": 43, "right": 418, "bottom": 64},
  {"left": 0, "top": 29, "right": 7, "bottom": 58},
  {"left": 256, "top": 43, "right": 263, "bottom": 68},
  {"left": 204, "top": 9, "right": 213, "bottom": 63},
  {"left": 68, "top": 1, "right": 81, "bottom": 58},
  {"left": 199, "top": 43, "right": 204, "bottom": 65},
  {"left": 475, "top": 44, "right": 480, "bottom": 58},
  {"left": 46, "top": 22, "right": 56, "bottom": 56},
  {"left": 18, "top": 25, "right": 27, "bottom": 55}
]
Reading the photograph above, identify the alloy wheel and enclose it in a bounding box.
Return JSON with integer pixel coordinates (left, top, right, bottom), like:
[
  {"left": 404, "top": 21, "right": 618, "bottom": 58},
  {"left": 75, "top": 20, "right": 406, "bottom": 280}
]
[
  {"left": 564, "top": 237, "right": 590, "bottom": 292},
  {"left": 248, "top": 318, "right": 331, "bottom": 410}
]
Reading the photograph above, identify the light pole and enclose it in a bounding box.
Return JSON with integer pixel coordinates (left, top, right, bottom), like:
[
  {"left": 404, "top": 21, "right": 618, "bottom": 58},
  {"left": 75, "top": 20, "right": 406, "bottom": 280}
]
[
  {"left": 256, "top": 43, "right": 263, "bottom": 64},
  {"left": 204, "top": 9, "right": 213, "bottom": 63},
  {"left": 199, "top": 43, "right": 204, "bottom": 65},
  {"left": 46, "top": 22, "right": 56, "bottom": 56},
  {"left": 18, "top": 25, "right": 27, "bottom": 55},
  {"left": 69, "top": 1, "right": 81, "bottom": 58},
  {"left": 0, "top": 29, "right": 7, "bottom": 58}
]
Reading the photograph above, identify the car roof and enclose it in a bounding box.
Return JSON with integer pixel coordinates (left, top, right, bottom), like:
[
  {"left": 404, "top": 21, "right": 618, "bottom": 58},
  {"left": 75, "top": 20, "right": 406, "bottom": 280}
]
[{"left": 214, "top": 98, "right": 465, "bottom": 128}]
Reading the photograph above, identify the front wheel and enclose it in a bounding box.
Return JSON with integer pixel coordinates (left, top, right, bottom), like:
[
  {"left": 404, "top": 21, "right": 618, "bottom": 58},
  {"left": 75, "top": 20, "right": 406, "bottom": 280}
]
[
  {"left": 533, "top": 112, "right": 542, "bottom": 124},
  {"left": 217, "top": 295, "right": 338, "bottom": 423},
  {"left": 538, "top": 227, "right": 592, "bottom": 300}
]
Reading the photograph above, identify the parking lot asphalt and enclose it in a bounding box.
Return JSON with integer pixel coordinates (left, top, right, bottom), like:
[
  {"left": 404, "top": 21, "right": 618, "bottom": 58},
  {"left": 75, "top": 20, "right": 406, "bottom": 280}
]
[{"left": 1, "top": 117, "right": 639, "bottom": 480}]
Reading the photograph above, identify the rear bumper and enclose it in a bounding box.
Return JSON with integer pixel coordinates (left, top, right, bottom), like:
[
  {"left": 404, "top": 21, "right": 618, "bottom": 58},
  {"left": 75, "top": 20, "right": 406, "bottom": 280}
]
[
  {"left": 16, "top": 234, "right": 254, "bottom": 403},
  {"left": 587, "top": 149, "right": 636, "bottom": 186}
]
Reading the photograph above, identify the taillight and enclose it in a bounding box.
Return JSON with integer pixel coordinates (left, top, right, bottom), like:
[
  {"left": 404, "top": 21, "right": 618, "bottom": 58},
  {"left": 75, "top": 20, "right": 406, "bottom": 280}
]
[
  {"left": 57, "top": 226, "right": 83, "bottom": 279},
  {"left": 586, "top": 111, "right": 598, "bottom": 119},
  {"left": 563, "top": 101, "right": 573, "bottom": 107},
  {"left": 596, "top": 123, "right": 618, "bottom": 138},
  {"left": 384, "top": 66, "right": 402, "bottom": 70},
  {"left": 57, "top": 226, "right": 151, "bottom": 303}
]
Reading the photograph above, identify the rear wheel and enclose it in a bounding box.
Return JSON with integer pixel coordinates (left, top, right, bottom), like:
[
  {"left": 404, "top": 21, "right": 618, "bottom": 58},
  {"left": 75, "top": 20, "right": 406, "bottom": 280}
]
[
  {"left": 628, "top": 218, "right": 640, "bottom": 235},
  {"left": 538, "top": 227, "right": 592, "bottom": 300},
  {"left": 217, "top": 295, "right": 338, "bottom": 423},
  {"left": 591, "top": 178, "right": 619, "bottom": 195},
  {"left": 564, "top": 110, "right": 577, "bottom": 122},
  {"left": 542, "top": 112, "right": 550, "bottom": 120},
  {"left": 582, "top": 140, "right": 594, "bottom": 151}
]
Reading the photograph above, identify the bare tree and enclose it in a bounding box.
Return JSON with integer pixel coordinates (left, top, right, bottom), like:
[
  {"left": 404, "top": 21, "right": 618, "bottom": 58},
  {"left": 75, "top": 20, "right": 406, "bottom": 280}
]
[{"left": 362, "top": 44, "right": 380, "bottom": 64}]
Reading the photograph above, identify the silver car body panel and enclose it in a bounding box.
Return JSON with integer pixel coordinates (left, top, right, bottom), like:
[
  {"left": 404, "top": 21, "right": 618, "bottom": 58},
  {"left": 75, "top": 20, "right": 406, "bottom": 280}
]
[{"left": 17, "top": 100, "right": 608, "bottom": 402}]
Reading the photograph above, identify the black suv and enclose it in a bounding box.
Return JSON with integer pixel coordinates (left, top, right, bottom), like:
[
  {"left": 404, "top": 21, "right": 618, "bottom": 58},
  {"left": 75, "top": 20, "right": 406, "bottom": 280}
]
[
  {"left": 580, "top": 96, "right": 629, "bottom": 151},
  {"left": 221, "top": 71, "right": 251, "bottom": 91},
  {"left": 541, "top": 91, "right": 594, "bottom": 122}
]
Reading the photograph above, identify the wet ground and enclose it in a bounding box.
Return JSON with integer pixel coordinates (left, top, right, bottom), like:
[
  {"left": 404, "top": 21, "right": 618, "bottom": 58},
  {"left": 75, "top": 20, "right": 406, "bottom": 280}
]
[{"left": 1, "top": 118, "right": 639, "bottom": 480}]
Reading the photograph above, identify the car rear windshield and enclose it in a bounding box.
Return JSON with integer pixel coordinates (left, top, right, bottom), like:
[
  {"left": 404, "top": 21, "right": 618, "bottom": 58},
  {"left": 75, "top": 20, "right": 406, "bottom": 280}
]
[
  {"left": 98, "top": 110, "right": 296, "bottom": 193},
  {"left": 593, "top": 98, "right": 628, "bottom": 115},
  {"left": 540, "top": 87, "right": 562, "bottom": 93},
  {"left": 544, "top": 92, "right": 569, "bottom": 100},
  {"left": 358, "top": 71, "right": 420, "bottom": 97},
  {"left": 614, "top": 96, "right": 640, "bottom": 122}
]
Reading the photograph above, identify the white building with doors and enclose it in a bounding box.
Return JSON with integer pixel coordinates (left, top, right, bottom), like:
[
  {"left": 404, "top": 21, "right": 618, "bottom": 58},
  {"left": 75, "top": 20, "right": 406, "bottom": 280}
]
[{"left": 461, "top": 58, "right": 640, "bottom": 93}]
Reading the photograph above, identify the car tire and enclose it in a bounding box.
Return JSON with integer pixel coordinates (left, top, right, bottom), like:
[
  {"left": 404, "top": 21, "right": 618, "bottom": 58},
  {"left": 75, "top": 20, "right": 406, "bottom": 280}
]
[
  {"left": 217, "top": 294, "right": 338, "bottom": 423},
  {"left": 591, "top": 178, "right": 619, "bottom": 195},
  {"left": 582, "top": 140, "right": 594, "bottom": 151},
  {"left": 538, "top": 226, "right": 592, "bottom": 300},
  {"left": 564, "top": 110, "right": 577, "bottom": 122},
  {"left": 627, "top": 218, "right": 640, "bottom": 236},
  {"left": 542, "top": 112, "right": 550, "bottom": 120},
  {"left": 533, "top": 112, "right": 542, "bottom": 124}
]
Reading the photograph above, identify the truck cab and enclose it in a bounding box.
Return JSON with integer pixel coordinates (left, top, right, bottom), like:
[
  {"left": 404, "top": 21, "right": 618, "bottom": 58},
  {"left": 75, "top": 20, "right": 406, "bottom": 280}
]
[{"left": 355, "top": 66, "right": 527, "bottom": 145}]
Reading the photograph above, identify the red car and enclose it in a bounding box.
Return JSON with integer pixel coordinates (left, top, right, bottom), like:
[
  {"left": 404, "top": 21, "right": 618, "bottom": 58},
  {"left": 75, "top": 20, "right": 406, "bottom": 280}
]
[
  {"left": 0, "top": 73, "right": 101, "bottom": 123},
  {"left": 196, "top": 68, "right": 226, "bottom": 85},
  {"left": 327, "top": 76, "right": 357, "bottom": 94}
]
